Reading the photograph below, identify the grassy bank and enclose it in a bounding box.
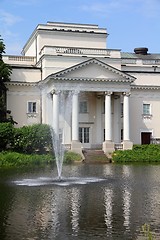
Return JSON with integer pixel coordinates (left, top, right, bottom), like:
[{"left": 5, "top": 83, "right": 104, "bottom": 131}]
[
  {"left": 0, "top": 151, "right": 82, "bottom": 168},
  {"left": 112, "top": 144, "right": 160, "bottom": 163},
  {"left": 0, "top": 151, "right": 54, "bottom": 168}
]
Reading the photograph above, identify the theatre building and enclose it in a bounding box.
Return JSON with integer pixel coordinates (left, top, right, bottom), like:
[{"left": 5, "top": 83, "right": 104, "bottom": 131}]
[{"left": 3, "top": 21, "right": 160, "bottom": 155}]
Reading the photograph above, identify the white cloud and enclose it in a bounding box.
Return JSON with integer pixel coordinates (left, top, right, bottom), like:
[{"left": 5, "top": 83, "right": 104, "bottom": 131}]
[
  {"left": 0, "top": 10, "right": 22, "bottom": 26},
  {"left": 0, "top": 9, "right": 23, "bottom": 54},
  {"left": 80, "top": 0, "right": 160, "bottom": 18}
]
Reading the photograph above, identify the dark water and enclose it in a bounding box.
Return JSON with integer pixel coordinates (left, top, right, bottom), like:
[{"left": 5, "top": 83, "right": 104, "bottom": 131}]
[{"left": 0, "top": 163, "right": 160, "bottom": 240}]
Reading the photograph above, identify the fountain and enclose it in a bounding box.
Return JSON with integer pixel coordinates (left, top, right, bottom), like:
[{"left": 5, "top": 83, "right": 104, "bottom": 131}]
[
  {"left": 50, "top": 90, "right": 73, "bottom": 180},
  {"left": 13, "top": 88, "right": 107, "bottom": 187}
]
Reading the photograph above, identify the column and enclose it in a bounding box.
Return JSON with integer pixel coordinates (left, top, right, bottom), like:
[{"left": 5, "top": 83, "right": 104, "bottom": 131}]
[
  {"left": 123, "top": 93, "right": 130, "bottom": 141},
  {"left": 71, "top": 91, "right": 83, "bottom": 158},
  {"left": 41, "top": 90, "right": 46, "bottom": 123},
  {"left": 103, "top": 92, "right": 114, "bottom": 154},
  {"left": 72, "top": 92, "right": 79, "bottom": 141},
  {"left": 96, "top": 94, "right": 102, "bottom": 145},
  {"left": 52, "top": 90, "right": 59, "bottom": 138},
  {"left": 113, "top": 95, "right": 121, "bottom": 143},
  {"left": 104, "top": 92, "right": 112, "bottom": 141},
  {"left": 123, "top": 92, "right": 133, "bottom": 150},
  {"left": 46, "top": 93, "right": 53, "bottom": 125}
]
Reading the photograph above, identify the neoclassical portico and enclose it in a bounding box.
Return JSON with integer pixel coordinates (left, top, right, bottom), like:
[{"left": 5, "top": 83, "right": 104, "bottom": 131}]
[
  {"left": 40, "top": 58, "right": 135, "bottom": 155},
  {"left": 46, "top": 88, "right": 133, "bottom": 156}
]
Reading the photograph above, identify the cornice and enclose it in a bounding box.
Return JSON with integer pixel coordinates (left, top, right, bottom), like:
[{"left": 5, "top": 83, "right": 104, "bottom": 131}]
[
  {"left": 5, "top": 81, "right": 38, "bottom": 87},
  {"left": 11, "top": 65, "right": 40, "bottom": 70},
  {"left": 131, "top": 85, "right": 160, "bottom": 90},
  {"left": 52, "top": 76, "right": 133, "bottom": 83},
  {"left": 52, "top": 58, "right": 135, "bottom": 81},
  {"left": 123, "top": 70, "right": 160, "bottom": 74}
]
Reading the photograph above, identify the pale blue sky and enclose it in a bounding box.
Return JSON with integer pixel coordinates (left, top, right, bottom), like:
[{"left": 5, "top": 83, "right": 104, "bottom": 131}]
[{"left": 1, "top": 0, "right": 160, "bottom": 55}]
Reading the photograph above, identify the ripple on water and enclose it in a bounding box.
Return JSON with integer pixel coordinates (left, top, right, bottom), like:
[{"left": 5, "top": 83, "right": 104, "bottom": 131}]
[{"left": 13, "top": 176, "right": 107, "bottom": 187}]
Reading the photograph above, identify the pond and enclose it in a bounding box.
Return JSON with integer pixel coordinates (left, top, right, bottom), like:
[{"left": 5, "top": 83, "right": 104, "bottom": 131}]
[{"left": 0, "top": 163, "right": 160, "bottom": 240}]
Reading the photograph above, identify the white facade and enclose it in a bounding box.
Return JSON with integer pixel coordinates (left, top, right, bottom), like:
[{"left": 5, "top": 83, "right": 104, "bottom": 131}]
[{"left": 4, "top": 21, "right": 160, "bottom": 154}]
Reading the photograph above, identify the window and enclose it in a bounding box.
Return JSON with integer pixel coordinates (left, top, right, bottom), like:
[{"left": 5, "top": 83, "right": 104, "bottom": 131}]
[
  {"left": 121, "top": 103, "right": 123, "bottom": 117},
  {"left": 28, "top": 102, "right": 36, "bottom": 113},
  {"left": 79, "top": 127, "right": 89, "bottom": 143},
  {"left": 143, "top": 104, "right": 150, "bottom": 115},
  {"left": 79, "top": 101, "right": 87, "bottom": 113}
]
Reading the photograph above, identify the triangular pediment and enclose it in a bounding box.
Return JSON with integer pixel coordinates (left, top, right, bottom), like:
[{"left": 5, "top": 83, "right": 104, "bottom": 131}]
[{"left": 49, "top": 58, "right": 135, "bottom": 83}]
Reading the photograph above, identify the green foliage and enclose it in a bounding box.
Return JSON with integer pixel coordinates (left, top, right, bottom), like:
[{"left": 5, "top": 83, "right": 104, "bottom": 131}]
[
  {"left": 0, "top": 36, "right": 5, "bottom": 57},
  {"left": 0, "top": 122, "right": 14, "bottom": 150},
  {"left": 112, "top": 144, "right": 160, "bottom": 163},
  {"left": 0, "top": 151, "right": 54, "bottom": 168},
  {"left": 0, "top": 35, "right": 13, "bottom": 123},
  {"left": 0, "top": 36, "right": 12, "bottom": 80},
  {"left": 0, "top": 150, "right": 82, "bottom": 168},
  {"left": 0, "top": 60, "right": 12, "bottom": 83},
  {"left": 12, "top": 124, "right": 52, "bottom": 154},
  {"left": 64, "top": 151, "right": 82, "bottom": 163}
]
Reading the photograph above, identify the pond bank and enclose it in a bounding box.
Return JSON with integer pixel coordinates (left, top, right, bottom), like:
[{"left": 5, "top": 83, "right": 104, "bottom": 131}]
[
  {"left": 0, "top": 151, "right": 82, "bottom": 168},
  {"left": 112, "top": 144, "right": 160, "bottom": 163}
]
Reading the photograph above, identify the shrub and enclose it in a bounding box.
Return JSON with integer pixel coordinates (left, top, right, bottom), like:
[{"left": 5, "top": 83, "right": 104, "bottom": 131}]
[
  {"left": 112, "top": 144, "right": 160, "bottom": 163},
  {"left": 0, "top": 151, "right": 54, "bottom": 168},
  {"left": 12, "top": 124, "right": 52, "bottom": 154},
  {"left": 0, "top": 122, "right": 14, "bottom": 150}
]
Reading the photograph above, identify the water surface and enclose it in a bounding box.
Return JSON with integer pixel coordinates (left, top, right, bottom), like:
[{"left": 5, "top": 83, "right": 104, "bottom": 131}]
[{"left": 0, "top": 163, "right": 160, "bottom": 240}]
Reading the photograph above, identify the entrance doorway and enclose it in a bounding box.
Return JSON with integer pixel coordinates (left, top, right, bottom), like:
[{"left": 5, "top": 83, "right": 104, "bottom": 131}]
[
  {"left": 79, "top": 127, "right": 90, "bottom": 148},
  {"left": 141, "top": 132, "right": 151, "bottom": 144}
]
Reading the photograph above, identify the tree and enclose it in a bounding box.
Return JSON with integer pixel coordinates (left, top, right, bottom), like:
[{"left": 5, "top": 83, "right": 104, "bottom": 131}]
[{"left": 0, "top": 35, "right": 13, "bottom": 123}]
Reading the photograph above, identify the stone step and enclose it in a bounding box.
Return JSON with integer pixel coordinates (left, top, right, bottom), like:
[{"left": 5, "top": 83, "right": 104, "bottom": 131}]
[{"left": 83, "top": 149, "right": 111, "bottom": 163}]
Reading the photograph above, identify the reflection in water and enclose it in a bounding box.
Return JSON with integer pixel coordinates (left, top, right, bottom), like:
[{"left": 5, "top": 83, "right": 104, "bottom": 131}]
[
  {"left": 50, "top": 190, "right": 60, "bottom": 236},
  {"left": 122, "top": 166, "right": 132, "bottom": 233},
  {"left": 104, "top": 188, "right": 113, "bottom": 236},
  {"left": 1, "top": 164, "right": 160, "bottom": 240},
  {"left": 123, "top": 187, "right": 131, "bottom": 231},
  {"left": 70, "top": 188, "right": 80, "bottom": 235},
  {"left": 103, "top": 164, "right": 113, "bottom": 177},
  {"left": 122, "top": 165, "right": 132, "bottom": 178}
]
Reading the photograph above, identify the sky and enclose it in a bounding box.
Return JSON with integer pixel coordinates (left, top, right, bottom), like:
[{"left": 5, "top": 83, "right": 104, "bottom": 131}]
[{"left": 1, "top": 0, "right": 160, "bottom": 55}]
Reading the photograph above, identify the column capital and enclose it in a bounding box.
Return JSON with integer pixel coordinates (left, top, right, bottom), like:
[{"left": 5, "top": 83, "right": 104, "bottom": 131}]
[
  {"left": 105, "top": 91, "right": 113, "bottom": 96},
  {"left": 72, "top": 89, "right": 80, "bottom": 95},
  {"left": 123, "top": 92, "right": 131, "bottom": 97},
  {"left": 51, "top": 89, "right": 60, "bottom": 95}
]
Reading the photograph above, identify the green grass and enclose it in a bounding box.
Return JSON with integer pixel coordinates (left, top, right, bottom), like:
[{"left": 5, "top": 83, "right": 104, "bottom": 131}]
[
  {"left": 0, "top": 150, "right": 82, "bottom": 168},
  {"left": 0, "top": 151, "right": 55, "bottom": 168},
  {"left": 64, "top": 151, "right": 82, "bottom": 163}
]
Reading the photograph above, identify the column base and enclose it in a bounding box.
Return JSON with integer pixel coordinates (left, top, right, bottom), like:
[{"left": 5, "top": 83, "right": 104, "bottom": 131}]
[
  {"left": 71, "top": 140, "right": 84, "bottom": 160},
  {"left": 103, "top": 140, "right": 115, "bottom": 154},
  {"left": 122, "top": 140, "right": 133, "bottom": 150}
]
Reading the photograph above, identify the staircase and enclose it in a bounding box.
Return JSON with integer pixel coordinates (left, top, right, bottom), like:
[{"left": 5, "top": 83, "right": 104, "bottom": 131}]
[{"left": 83, "top": 149, "right": 111, "bottom": 163}]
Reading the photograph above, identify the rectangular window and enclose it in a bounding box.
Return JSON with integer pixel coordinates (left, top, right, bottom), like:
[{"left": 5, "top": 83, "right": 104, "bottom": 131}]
[
  {"left": 79, "top": 101, "right": 87, "bottom": 113},
  {"left": 79, "top": 127, "right": 83, "bottom": 143},
  {"left": 102, "top": 100, "right": 105, "bottom": 114},
  {"left": 79, "top": 127, "right": 89, "bottom": 143},
  {"left": 84, "top": 127, "right": 89, "bottom": 143},
  {"left": 28, "top": 102, "right": 36, "bottom": 113},
  {"left": 79, "top": 101, "right": 88, "bottom": 113},
  {"left": 121, "top": 103, "right": 123, "bottom": 117},
  {"left": 143, "top": 104, "right": 150, "bottom": 115}
]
